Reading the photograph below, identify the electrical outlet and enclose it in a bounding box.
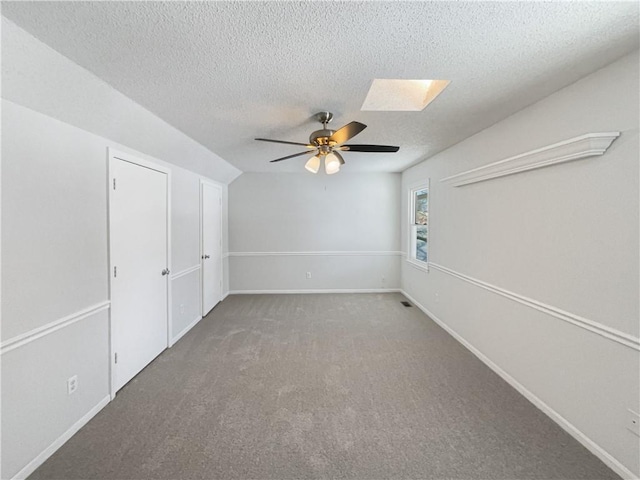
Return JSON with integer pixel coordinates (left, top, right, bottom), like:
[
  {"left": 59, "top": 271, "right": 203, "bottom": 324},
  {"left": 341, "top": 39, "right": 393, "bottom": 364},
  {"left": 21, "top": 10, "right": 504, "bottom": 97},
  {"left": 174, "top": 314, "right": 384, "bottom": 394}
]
[
  {"left": 435, "top": 292, "right": 440, "bottom": 303},
  {"left": 179, "top": 304, "right": 185, "bottom": 315},
  {"left": 306, "top": 272, "right": 312, "bottom": 279},
  {"left": 627, "top": 409, "right": 640, "bottom": 436},
  {"left": 67, "top": 375, "right": 78, "bottom": 395}
]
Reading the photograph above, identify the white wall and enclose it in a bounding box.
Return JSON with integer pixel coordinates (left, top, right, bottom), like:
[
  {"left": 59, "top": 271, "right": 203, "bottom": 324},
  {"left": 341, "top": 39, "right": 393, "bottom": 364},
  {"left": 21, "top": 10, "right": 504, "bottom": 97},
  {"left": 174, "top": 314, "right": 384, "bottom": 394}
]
[
  {"left": 0, "top": 98, "right": 231, "bottom": 480},
  {"left": 1, "top": 18, "right": 234, "bottom": 479},
  {"left": 401, "top": 51, "right": 639, "bottom": 477},
  {"left": 1, "top": 100, "right": 113, "bottom": 480},
  {"left": 228, "top": 172, "right": 401, "bottom": 292}
]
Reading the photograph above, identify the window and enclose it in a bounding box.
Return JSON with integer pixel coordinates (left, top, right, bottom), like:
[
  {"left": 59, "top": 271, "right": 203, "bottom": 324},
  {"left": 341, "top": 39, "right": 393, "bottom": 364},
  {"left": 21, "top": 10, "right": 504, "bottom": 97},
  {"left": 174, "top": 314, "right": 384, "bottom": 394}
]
[{"left": 409, "top": 182, "right": 429, "bottom": 268}]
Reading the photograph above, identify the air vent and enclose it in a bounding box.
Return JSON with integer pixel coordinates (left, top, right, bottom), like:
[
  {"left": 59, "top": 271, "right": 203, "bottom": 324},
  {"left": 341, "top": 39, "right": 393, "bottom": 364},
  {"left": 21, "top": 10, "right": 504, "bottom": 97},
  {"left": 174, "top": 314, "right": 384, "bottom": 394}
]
[{"left": 400, "top": 301, "right": 412, "bottom": 307}]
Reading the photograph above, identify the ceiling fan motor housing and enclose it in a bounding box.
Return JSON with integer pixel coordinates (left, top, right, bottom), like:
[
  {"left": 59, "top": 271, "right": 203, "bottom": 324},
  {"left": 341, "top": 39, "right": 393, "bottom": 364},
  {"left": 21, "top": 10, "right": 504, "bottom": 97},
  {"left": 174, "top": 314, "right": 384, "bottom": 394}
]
[{"left": 309, "top": 129, "right": 336, "bottom": 146}]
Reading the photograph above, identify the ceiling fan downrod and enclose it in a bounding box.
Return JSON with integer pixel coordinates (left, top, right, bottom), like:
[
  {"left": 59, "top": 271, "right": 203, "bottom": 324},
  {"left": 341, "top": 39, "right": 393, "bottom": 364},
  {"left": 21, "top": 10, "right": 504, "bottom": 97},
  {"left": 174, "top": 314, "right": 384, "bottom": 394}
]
[{"left": 310, "top": 111, "right": 336, "bottom": 146}]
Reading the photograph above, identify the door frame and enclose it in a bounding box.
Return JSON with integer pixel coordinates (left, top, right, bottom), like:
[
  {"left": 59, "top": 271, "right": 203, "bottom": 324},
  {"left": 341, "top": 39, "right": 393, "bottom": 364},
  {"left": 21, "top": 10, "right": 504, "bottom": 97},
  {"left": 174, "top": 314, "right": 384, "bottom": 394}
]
[
  {"left": 200, "top": 179, "right": 224, "bottom": 317},
  {"left": 107, "top": 147, "right": 172, "bottom": 399}
]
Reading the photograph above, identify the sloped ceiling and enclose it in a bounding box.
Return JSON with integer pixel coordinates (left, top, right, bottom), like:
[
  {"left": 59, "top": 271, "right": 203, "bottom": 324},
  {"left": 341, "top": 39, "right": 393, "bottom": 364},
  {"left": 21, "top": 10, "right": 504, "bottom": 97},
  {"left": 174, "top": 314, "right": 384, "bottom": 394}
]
[{"left": 3, "top": 1, "right": 639, "bottom": 173}]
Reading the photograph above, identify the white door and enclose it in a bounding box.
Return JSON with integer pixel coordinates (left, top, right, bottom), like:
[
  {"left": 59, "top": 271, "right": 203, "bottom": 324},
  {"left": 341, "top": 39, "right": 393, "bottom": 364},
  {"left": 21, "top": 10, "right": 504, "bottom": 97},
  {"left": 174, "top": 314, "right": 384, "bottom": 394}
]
[
  {"left": 111, "top": 157, "right": 169, "bottom": 393},
  {"left": 201, "top": 181, "right": 222, "bottom": 315}
]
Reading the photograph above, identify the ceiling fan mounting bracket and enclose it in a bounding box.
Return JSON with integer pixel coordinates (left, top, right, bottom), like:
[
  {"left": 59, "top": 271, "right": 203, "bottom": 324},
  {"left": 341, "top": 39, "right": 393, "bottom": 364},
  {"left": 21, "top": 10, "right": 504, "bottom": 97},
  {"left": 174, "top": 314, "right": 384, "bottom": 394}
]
[{"left": 314, "top": 111, "right": 333, "bottom": 125}]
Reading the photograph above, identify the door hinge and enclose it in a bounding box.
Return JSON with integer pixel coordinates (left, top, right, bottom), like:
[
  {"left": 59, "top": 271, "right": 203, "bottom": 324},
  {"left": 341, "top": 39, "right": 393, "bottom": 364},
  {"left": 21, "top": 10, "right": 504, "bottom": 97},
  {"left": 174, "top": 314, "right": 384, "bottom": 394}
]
[
  {"left": 113, "top": 178, "right": 116, "bottom": 190},
  {"left": 114, "top": 266, "right": 117, "bottom": 277},
  {"left": 114, "top": 352, "right": 118, "bottom": 364}
]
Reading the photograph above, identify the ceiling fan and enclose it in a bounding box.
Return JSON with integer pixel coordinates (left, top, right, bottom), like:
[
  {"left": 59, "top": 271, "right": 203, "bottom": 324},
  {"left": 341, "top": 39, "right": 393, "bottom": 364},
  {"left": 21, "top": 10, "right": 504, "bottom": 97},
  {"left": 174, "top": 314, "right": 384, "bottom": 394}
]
[{"left": 255, "top": 112, "right": 399, "bottom": 174}]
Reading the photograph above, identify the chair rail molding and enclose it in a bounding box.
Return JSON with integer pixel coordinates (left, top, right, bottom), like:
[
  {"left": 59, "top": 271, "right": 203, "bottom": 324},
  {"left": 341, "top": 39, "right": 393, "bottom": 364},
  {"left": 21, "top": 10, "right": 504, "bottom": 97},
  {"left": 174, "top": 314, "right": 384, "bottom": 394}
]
[
  {"left": 170, "top": 264, "right": 201, "bottom": 280},
  {"left": 1, "top": 301, "right": 110, "bottom": 355},
  {"left": 428, "top": 263, "right": 639, "bottom": 351},
  {"left": 440, "top": 132, "right": 620, "bottom": 187},
  {"left": 228, "top": 251, "right": 404, "bottom": 257}
]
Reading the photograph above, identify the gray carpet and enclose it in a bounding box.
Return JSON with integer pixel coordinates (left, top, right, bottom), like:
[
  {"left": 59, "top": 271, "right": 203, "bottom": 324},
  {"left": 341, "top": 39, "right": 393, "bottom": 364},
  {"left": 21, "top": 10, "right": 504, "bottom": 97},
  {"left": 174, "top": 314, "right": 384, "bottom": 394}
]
[{"left": 31, "top": 293, "right": 618, "bottom": 479}]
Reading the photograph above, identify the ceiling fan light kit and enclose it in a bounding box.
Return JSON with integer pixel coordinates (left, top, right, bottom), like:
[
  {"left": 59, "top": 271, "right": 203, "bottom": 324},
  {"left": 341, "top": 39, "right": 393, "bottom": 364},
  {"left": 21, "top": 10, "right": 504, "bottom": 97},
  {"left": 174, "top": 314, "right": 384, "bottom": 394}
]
[
  {"left": 304, "top": 155, "right": 321, "bottom": 174},
  {"left": 256, "top": 111, "right": 399, "bottom": 174},
  {"left": 324, "top": 152, "right": 342, "bottom": 175}
]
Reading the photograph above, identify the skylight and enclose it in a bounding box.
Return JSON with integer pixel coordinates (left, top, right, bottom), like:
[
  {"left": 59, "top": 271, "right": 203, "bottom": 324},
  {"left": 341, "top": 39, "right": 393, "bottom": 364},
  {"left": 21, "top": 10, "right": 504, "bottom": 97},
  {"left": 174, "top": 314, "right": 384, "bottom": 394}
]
[{"left": 361, "top": 79, "right": 450, "bottom": 111}]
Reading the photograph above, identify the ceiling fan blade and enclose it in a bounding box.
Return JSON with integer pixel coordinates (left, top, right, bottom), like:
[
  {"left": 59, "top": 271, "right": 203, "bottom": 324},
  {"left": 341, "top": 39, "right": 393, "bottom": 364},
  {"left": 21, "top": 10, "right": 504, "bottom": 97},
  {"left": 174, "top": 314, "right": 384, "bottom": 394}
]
[
  {"left": 329, "top": 121, "right": 367, "bottom": 145},
  {"left": 269, "top": 150, "right": 317, "bottom": 163},
  {"left": 256, "top": 138, "right": 314, "bottom": 148},
  {"left": 340, "top": 144, "right": 400, "bottom": 153}
]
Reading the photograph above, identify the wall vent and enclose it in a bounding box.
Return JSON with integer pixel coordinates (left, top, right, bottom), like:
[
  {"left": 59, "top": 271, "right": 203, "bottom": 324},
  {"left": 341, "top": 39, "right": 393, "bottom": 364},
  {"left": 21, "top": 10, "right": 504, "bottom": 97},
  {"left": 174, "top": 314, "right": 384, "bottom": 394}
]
[{"left": 401, "top": 301, "right": 412, "bottom": 307}]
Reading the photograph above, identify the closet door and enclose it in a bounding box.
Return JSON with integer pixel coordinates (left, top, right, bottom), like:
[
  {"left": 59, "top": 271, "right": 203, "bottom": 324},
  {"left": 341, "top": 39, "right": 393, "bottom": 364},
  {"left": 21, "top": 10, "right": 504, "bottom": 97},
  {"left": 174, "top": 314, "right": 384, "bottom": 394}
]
[
  {"left": 201, "top": 181, "right": 222, "bottom": 315},
  {"left": 110, "top": 155, "right": 169, "bottom": 393}
]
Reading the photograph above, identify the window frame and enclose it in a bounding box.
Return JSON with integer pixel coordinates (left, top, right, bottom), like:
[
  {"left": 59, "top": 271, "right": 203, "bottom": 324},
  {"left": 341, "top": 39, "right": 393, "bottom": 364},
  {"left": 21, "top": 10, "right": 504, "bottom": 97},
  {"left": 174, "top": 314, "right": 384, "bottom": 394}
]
[{"left": 407, "top": 180, "right": 430, "bottom": 272}]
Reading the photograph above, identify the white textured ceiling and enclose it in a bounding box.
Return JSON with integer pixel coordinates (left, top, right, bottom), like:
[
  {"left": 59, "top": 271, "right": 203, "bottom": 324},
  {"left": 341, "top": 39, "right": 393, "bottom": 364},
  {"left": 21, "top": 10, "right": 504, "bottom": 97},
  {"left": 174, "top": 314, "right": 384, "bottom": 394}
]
[{"left": 2, "top": 1, "right": 639, "bottom": 173}]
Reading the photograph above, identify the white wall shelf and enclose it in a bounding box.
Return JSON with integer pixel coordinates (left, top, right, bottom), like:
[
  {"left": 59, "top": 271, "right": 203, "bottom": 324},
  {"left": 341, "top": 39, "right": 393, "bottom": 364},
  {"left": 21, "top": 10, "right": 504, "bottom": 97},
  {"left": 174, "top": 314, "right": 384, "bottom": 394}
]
[{"left": 440, "top": 132, "right": 620, "bottom": 187}]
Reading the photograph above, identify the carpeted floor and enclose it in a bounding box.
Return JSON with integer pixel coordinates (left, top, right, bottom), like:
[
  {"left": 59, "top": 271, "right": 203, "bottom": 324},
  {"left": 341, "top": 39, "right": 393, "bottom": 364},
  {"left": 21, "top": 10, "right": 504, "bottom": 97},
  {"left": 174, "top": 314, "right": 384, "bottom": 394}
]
[{"left": 31, "top": 293, "right": 618, "bottom": 479}]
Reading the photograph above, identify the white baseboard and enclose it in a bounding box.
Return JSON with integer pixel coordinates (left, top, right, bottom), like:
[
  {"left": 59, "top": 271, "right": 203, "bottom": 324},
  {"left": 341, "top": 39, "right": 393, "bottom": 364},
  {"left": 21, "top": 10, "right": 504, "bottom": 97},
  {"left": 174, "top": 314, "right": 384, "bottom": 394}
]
[
  {"left": 170, "top": 315, "right": 202, "bottom": 346},
  {"left": 228, "top": 288, "right": 401, "bottom": 295},
  {"left": 222, "top": 291, "right": 230, "bottom": 301},
  {"left": 12, "top": 395, "right": 111, "bottom": 480},
  {"left": 399, "top": 290, "right": 637, "bottom": 480}
]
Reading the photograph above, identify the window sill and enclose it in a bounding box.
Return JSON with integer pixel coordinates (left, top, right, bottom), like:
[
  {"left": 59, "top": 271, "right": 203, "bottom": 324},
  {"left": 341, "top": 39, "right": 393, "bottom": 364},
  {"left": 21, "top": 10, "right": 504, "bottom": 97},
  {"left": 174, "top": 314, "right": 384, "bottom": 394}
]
[{"left": 405, "top": 258, "right": 429, "bottom": 273}]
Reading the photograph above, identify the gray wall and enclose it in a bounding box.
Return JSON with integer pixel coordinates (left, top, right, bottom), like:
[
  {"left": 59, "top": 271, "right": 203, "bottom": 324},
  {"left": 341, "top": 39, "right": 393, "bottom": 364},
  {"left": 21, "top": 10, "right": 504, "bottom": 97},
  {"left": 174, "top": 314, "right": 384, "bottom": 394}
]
[
  {"left": 228, "top": 172, "right": 401, "bottom": 292},
  {"left": 1, "top": 18, "right": 234, "bottom": 478},
  {"left": 401, "top": 52, "right": 640, "bottom": 476}
]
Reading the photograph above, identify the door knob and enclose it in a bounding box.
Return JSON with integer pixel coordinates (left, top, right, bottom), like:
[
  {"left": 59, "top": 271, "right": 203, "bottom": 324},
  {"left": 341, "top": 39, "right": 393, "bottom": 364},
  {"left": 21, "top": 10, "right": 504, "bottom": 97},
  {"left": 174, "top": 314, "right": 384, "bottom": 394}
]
[
  {"left": 161, "top": 268, "right": 170, "bottom": 276},
  {"left": 204, "top": 255, "right": 210, "bottom": 259}
]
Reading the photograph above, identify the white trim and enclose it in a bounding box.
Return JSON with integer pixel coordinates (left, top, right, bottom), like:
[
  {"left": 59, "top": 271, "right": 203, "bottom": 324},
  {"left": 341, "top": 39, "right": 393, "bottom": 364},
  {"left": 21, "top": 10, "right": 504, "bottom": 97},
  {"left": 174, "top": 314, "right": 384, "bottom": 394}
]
[
  {"left": 222, "top": 252, "right": 230, "bottom": 259},
  {"left": 107, "top": 148, "right": 114, "bottom": 399},
  {"left": 228, "top": 288, "right": 401, "bottom": 295},
  {"left": 109, "top": 148, "right": 172, "bottom": 176},
  {"left": 170, "top": 264, "right": 201, "bottom": 281},
  {"left": 171, "top": 315, "right": 202, "bottom": 345},
  {"left": 228, "top": 251, "right": 403, "bottom": 257},
  {"left": 440, "top": 132, "right": 620, "bottom": 187},
  {"left": 1, "top": 302, "right": 110, "bottom": 355},
  {"left": 399, "top": 290, "right": 637, "bottom": 480},
  {"left": 167, "top": 167, "right": 173, "bottom": 348},
  {"left": 200, "top": 179, "right": 224, "bottom": 317},
  {"left": 405, "top": 258, "right": 429, "bottom": 273},
  {"left": 108, "top": 148, "right": 173, "bottom": 396},
  {"left": 11, "top": 395, "right": 111, "bottom": 480},
  {"left": 428, "top": 263, "right": 639, "bottom": 351}
]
